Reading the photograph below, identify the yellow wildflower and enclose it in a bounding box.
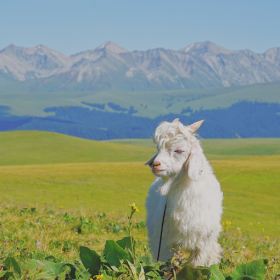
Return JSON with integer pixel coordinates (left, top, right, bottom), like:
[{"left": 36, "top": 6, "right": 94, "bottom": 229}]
[
  {"left": 238, "top": 229, "right": 241, "bottom": 234},
  {"left": 222, "top": 221, "right": 231, "bottom": 228},
  {"left": 59, "top": 206, "right": 63, "bottom": 209},
  {"left": 248, "top": 223, "right": 252, "bottom": 226},
  {"left": 111, "top": 211, "right": 115, "bottom": 214},
  {"left": 262, "top": 228, "right": 264, "bottom": 232},
  {"left": 14, "top": 252, "right": 20, "bottom": 257},
  {"left": 94, "top": 274, "right": 104, "bottom": 280},
  {"left": 129, "top": 203, "right": 139, "bottom": 212},
  {"left": 264, "top": 236, "right": 269, "bottom": 241}
]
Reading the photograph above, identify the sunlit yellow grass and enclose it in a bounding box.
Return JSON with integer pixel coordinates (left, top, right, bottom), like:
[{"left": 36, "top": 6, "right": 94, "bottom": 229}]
[
  {"left": 1, "top": 155, "right": 280, "bottom": 238},
  {"left": 0, "top": 162, "right": 153, "bottom": 214}
]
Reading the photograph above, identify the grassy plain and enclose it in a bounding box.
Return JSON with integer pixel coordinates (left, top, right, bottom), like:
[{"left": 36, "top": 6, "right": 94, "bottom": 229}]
[
  {"left": 1, "top": 157, "right": 280, "bottom": 237},
  {"left": 0, "top": 131, "right": 280, "bottom": 239}
]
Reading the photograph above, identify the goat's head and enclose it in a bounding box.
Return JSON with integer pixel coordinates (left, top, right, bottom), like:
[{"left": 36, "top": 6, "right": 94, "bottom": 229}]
[{"left": 146, "top": 118, "right": 205, "bottom": 181}]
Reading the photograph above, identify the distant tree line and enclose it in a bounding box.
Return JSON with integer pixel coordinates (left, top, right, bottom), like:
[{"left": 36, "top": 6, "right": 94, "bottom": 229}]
[
  {"left": 81, "top": 102, "right": 138, "bottom": 115},
  {"left": 0, "top": 101, "right": 280, "bottom": 139}
]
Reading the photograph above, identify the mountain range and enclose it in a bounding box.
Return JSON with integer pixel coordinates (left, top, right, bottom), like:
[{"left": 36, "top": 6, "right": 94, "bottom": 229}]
[{"left": 1, "top": 41, "right": 280, "bottom": 92}]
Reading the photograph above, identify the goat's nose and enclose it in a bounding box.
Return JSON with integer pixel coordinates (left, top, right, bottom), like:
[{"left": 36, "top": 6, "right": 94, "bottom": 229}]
[{"left": 153, "top": 161, "right": 161, "bottom": 167}]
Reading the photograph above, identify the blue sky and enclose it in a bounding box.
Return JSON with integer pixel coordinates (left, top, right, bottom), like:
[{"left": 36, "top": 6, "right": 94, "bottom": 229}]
[{"left": 0, "top": 0, "right": 279, "bottom": 55}]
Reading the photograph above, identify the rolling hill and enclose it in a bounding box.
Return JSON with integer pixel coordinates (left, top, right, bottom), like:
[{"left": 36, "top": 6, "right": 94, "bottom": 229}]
[
  {"left": 1, "top": 131, "right": 280, "bottom": 166},
  {"left": 0, "top": 130, "right": 155, "bottom": 166}
]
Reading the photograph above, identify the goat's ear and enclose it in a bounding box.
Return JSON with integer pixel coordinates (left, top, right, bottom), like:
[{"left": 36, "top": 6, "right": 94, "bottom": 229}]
[
  {"left": 188, "top": 120, "right": 205, "bottom": 133},
  {"left": 186, "top": 145, "right": 203, "bottom": 181},
  {"left": 145, "top": 154, "right": 157, "bottom": 166}
]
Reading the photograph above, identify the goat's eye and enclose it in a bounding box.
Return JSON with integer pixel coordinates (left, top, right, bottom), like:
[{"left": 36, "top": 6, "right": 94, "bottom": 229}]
[{"left": 174, "top": 150, "right": 184, "bottom": 154}]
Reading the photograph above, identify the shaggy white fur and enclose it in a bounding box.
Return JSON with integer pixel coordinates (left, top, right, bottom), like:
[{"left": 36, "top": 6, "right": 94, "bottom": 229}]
[{"left": 145, "top": 119, "right": 223, "bottom": 267}]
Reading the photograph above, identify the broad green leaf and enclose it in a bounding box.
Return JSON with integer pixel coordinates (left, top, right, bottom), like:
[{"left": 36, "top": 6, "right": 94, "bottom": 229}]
[
  {"left": 4, "top": 257, "right": 21, "bottom": 276},
  {"left": 176, "top": 264, "right": 211, "bottom": 280},
  {"left": 116, "top": 236, "right": 136, "bottom": 263},
  {"left": 100, "top": 253, "right": 107, "bottom": 263},
  {"left": 143, "top": 265, "right": 155, "bottom": 273},
  {"left": 102, "top": 273, "right": 113, "bottom": 280},
  {"left": 2, "top": 271, "right": 14, "bottom": 280},
  {"left": 209, "top": 264, "right": 225, "bottom": 280},
  {"left": 254, "top": 259, "right": 268, "bottom": 268},
  {"left": 0, "top": 270, "right": 8, "bottom": 278},
  {"left": 22, "top": 259, "right": 65, "bottom": 277},
  {"left": 146, "top": 270, "right": 159, "bottom": 278},
  {"left": 41, "top": 260, "right": 65, "bottom": 276},
  {"left": 63, "top": 263, "right": 77, "bottom": 279},
  {"left": 79, "top": 270, "right": 92, "bottom": 280},
  {"left": 5, "top": 257, "right": 12, "bottom": 270},
  {"left": 139, "top": 254, "right": 153, "bottom": 266},
  {"left": 103, "top": 240, "right": 130, "bottom": 269},
  {"left": 226, "top": 260, "right": 267, "bottom": 280},
  {"left": 79, "top": 246, "right": 101, "bottom": 276},
  {"left": 143, "top": 261, "right": 163, "bottom": 272}
]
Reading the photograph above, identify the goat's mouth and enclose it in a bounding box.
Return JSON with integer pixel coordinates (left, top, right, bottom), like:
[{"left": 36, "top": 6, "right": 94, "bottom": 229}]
[{"left": 152, "top": 168, "right": 166, "bottom": 174}]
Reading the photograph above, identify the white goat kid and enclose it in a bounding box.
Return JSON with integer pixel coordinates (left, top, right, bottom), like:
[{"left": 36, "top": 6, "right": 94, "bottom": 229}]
[{"left": 145, "top": 119, "right": 223, "bottom": 267}]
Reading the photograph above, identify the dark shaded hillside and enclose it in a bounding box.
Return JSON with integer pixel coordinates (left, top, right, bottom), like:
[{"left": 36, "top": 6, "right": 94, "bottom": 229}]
[{"left": 0, "top": 102, "right": 280, "bottom": 139}]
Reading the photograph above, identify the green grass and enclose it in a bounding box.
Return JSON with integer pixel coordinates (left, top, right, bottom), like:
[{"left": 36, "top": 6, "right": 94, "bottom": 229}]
[
  {"left": 213, "top": 155, "right": 280, "bottom": 237},
  {"left": 0, "top": 206, "right": 280, "bottom": 279},
  {"left": 0, "top": 162, "right": 153, "bottom": 215},
  {"left": 0, "top": 206, "right": 148, "bottom": 262},
  {"left": 0, "top": 131, "right": 280, "bottom": 278},
  {"left": 0, "top": 156, "right": 280, "bottom": 237},
  {"left": 0, "top": 81, "right": 280, "bottom": 118},
  {"left": 0, "top": 131, "right": 280, "bottom": 239},
  {"left": 0, "top": 131, "right": 155, "bottom": 166}
]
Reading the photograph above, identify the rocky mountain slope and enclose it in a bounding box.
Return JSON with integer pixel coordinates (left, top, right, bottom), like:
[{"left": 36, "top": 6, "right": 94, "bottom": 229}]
[{"left": 1, "top": 41, "right": 280, "bottom": 92}]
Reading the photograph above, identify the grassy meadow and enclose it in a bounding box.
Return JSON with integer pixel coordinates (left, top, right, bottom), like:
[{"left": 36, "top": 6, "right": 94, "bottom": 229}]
[
  {"left": 0, "top": 131, "right": 280, "bottom": 237},
  {"left": 1, "top": 205, "right": 280, "bottom": 279},
  {"left": 0, "top": 131, "right": 280, "bottom": 279}
]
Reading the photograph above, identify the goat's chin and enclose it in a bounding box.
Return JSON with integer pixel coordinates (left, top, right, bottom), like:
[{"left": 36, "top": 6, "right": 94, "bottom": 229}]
[{"left": 153, "top": 170, "right": 168, "bottom": 178}]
